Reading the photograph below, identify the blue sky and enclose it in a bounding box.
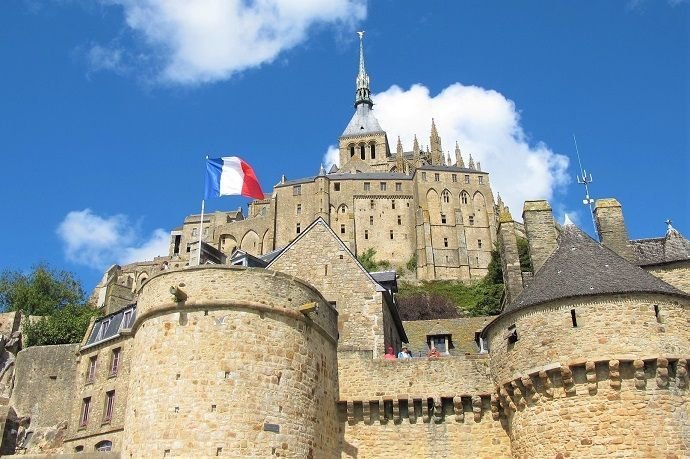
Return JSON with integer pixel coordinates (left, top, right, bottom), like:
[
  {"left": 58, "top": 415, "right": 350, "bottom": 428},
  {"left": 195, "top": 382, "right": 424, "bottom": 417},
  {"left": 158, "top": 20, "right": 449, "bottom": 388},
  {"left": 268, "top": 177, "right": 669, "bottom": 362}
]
[{"left": 1, "top": 0, "right": 688, "bottom": 290}]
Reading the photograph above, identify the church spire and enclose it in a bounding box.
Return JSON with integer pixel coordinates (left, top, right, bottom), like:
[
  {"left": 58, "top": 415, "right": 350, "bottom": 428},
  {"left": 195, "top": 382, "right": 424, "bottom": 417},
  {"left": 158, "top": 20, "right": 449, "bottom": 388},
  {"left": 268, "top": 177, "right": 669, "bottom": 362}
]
[
  {"left": 354, "top": 31, "right": 372, "bottom": 108},
  {"left": 455, "top": 142, "right": 465, "bottom": 168}
]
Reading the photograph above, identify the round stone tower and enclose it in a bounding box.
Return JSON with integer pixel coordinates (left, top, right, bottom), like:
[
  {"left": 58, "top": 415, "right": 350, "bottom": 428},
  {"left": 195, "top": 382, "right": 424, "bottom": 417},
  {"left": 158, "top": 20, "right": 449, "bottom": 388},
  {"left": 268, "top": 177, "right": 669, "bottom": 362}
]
[
  {"left": 483, "top": 224, "right": 690, "bottom": 457},
  {"left": 121, "top": 266, "right": 339, "bottom": 458}
]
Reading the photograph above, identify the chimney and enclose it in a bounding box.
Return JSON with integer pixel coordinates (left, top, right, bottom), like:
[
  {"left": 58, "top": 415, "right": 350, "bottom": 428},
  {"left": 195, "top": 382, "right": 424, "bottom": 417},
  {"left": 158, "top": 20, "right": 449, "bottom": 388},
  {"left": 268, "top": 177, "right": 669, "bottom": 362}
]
[
  {"left": 594, "top": 198, "right": 634, "bottom": 262},
  {"left": 522, "top": 200, "right": 558, "bottom": 274},
  {"left": 498, "top": 208, "right": 523, "bottom": 304}
]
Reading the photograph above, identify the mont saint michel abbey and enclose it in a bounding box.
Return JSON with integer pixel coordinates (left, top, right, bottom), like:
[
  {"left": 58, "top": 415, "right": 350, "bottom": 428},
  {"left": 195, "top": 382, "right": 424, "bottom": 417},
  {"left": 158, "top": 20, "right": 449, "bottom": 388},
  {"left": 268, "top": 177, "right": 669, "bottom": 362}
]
[
  {"left": 0, "top": 36, "right": 688, "bottom": 458},
  {"left": 164, "top": 36, "right": 497, "bottom": 284}
]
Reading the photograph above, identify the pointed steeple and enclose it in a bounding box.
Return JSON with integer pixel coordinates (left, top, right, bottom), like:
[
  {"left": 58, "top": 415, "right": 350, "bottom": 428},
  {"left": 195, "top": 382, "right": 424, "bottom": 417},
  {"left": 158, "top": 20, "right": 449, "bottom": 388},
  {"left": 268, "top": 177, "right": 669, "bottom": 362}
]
[
  {"left": 455, "top": 142, "right": 465, "bottom": 168},
  {"left": 476, "top": 161, "right": 481, "bottom": 171},
  {"left": 468, "top": 153, "right": 475, "bottom": 170},
  {"left": 355, "top": 31, "right": 372, "bottom": 108},
  {"left": 397, "top": 136, "right": 403, "bottom": 155},
  {"left": 446, "top": 152, "right": 452, "bottom": 166},
  {"left": 396, "top": 136, "right": 405, "bottom": 172},
  {"left": 430, "top": 118, "right": 442, "bottom": 165},
  {"left": 413, "top": 135, "right": 420, "bottom": 157}
]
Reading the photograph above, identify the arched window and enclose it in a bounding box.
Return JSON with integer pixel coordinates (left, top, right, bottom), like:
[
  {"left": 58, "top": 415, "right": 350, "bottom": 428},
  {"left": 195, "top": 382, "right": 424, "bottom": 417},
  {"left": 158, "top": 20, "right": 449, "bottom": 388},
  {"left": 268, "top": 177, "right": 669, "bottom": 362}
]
[
  {"left": 442, "top": 190, "right": 450, "bottom": 203},
  {"left": 461, "top": 192, "right": 469, "bottom": 205},
  {"left": 360, "top": 144, "right": 366, "bottom": 160},
  {"left": 349, "top": 144, "right": 355, "bottom": 157},
  {"left": 95, "top": 440, "right": 112, "bottom": 452},
  {"left": 370, "top": 143, "right": 376, "bottom": 159}
]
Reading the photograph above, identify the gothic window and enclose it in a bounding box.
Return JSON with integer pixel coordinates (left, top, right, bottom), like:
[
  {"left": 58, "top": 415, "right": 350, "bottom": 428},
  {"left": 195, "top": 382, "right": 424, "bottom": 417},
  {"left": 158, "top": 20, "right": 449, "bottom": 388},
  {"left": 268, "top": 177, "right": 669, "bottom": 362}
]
[
  {"left": 364, "top": 182, "right": 370, "bottom": 191},
  {"left": 442, "top": 190, "right": 450, "bottom": 203},
  {"left": 461, "top": 192, "right": 469, "bottom": 205}
]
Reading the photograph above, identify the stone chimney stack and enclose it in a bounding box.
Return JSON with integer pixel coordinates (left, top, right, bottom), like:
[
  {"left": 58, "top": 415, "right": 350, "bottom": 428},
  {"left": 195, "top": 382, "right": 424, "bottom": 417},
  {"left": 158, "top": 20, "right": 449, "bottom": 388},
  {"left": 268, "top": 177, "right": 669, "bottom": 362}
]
[
  {"left": 498, "top": 208, "right": 523, "bottom": 305},
  {"left": 522, "top": 200, "right": 558, "bottom": 274},
  {"left": 594, "top": 198, "right": 634, "bottom": 262}
]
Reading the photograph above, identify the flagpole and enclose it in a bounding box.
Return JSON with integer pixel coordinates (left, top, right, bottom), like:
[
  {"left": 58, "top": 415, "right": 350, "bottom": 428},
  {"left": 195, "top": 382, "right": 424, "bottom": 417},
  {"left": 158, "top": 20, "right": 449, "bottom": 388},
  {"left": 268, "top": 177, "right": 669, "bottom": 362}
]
[{"left": 198, "top": 155, "right": 209, "bottom": 266}]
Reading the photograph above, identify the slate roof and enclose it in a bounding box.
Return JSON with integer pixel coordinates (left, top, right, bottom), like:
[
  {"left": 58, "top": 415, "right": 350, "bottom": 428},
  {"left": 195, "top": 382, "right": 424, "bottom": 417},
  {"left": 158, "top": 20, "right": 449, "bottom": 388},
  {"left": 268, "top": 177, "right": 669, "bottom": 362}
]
[
  {"left": 84, "top": 304, "right": 137, "bottom": 348},
  {"left": 403, "top": 317, "right": 495, "bottom": 356},
  {"left": 503, "top": 224, "right": 687, "bottom": 314},
  {"left": 341, "top": 104, "right": 385, "bottom": 137},
  {"left": 277, "top": 172, "right": 412, "bottom": 187},
  {"left": 630, "top": 228, "right": 690, "bottom": 266}
]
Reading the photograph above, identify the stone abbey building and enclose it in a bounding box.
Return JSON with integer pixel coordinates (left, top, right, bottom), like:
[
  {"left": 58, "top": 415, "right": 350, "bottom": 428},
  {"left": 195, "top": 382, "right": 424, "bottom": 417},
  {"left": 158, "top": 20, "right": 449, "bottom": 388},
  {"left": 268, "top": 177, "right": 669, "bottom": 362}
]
[
  {"left": 0, "top": 37, "right": 688, "bottom": 458},
  {"left": 167, "top": 36, "right": 497, "bottom": 282}
]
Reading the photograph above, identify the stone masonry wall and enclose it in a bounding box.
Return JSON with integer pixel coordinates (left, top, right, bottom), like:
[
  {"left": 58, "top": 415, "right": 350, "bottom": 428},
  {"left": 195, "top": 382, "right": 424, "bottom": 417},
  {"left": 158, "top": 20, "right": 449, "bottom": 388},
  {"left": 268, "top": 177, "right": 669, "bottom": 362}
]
[
  {"left": 63, "top": 336, "right": 132, "bottom": 454},
  {"left": 485, "top": 294, "right": 690, "bottom": 385},
  {"left": 269, "top": 222, "right": 397, "bottom": 357},
  {"left": 647, "top": 262, "right": 690, "bottom": 295},
  {"left": 122, "top": 266, "right": 339, "bottom": 458},
  {"left": 11, "top": 344, "right": 79, "bottom": 454}
]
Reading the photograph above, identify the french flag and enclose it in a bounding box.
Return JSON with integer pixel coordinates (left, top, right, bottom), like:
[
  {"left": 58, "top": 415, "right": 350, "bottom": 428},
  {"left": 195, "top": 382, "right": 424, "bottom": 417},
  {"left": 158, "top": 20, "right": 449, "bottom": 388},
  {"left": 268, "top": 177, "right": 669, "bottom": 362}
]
[{"left": 205, "top": 157, "right": 265, "bottom": 200}]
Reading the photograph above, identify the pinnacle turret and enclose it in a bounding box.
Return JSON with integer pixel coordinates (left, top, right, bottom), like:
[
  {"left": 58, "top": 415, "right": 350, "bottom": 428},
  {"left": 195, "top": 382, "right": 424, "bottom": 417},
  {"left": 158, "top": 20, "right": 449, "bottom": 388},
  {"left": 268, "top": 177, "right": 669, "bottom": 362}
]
[
  {"left": 354, "top": 31, "right": 372, "bottom": 108},
  {"left": 455, "top": 142, "right": 465, "bottom": 168}
]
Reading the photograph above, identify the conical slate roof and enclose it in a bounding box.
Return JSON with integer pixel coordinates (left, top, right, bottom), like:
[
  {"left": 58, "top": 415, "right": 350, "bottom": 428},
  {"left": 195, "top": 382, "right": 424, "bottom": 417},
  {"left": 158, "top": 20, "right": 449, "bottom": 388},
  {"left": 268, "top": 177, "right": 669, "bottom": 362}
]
[
  {"left": 503, "top": 223, "right": 687, "bottom": 314},
  {"left": 341, "top": 103, "right": 385, "bottom": 137}
]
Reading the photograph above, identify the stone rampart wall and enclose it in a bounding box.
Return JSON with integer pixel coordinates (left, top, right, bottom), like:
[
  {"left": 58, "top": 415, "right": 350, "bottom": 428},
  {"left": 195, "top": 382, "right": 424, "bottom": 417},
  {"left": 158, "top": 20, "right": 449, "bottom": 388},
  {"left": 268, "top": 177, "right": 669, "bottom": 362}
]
[
  {"left": 646, "top": 261, "right": 690, "bottom": 295},
  {"left": 122, "top": 267, "right": 339, "bottom": 458},
  {"left": 485, "top": 294, "right": 690, "bottom": 385}
]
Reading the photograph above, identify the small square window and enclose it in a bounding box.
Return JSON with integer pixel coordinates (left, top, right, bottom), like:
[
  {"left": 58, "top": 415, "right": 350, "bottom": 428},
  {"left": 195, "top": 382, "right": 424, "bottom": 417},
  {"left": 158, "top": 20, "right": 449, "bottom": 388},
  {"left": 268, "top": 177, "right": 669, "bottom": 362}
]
[
  {"left": 340, "top": 224, "right": 345, "bottom": 234},
  {"left": 395, "top": 182, "right": 402, "bottom": 192},
  {"left": 478, "top": 239, "right": 482, "bottom": 249},
  {"left": 391, "top": 199, "right": 396, "bottom": 209},
  {"left": 109, "top": 348, "right": 121, "bottom": 376},
  {"left": 397, "top": 216, "right": 402, "bottom": 225},
  {"left": 452, "top": 174, "right": 457, "bottom": 182},
  {"left": 364, "top": 230, "right": 369, "bottom": 240},
  {"left": 370, "top": 200, "right": 375, "bottom": 210},
  {"left": 86, "top": 356, "right": 97, "bottom": 384},
  {"left": 364, "top": 182, "right": 371, "bottom": 191},
  {"left": 296, "top": 223, "right": 301, "bottom": 234},
  {"left": 389, "top": 230, "right": 394, "bottom": 240},
  {"left": 369, "top": 216, "right": 374, "bottom": 225},
  {"left": 380, "top": 182, "right": 386, "bottom": 191},
  {"left": 441, "top": 214, "right": 447, "bottom": 224},
  {"left": 464, "top": 175, "right": 470, "bottom": 184},
  {"left": 293, "top": 185, "right": 301, "bottom": 196},
  {"left": 296, "top": 204, "right": 301, "bottom": 215},
  {"left": 469, "top": 216, "right": 475, "bottom": 226},
  {"left": 434, "top": 173, "right": 440, "bottom": 182},
  {"left": 478, "top": 176, "right": 484, "bottom": 184},
  {"left": 443, "top": 238, "right": 448, "bottom": 247},
  {"left": 334, "top": 182, "right": 340, "bottom": 191}
]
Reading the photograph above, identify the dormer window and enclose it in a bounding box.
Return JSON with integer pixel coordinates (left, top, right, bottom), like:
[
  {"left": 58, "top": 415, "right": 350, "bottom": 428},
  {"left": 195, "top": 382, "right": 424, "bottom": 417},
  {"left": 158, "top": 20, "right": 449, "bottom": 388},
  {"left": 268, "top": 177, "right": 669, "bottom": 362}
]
[
  {"left": 96, "top": 320, "right": 110, "bottom": 341},
  {"left": 427, "top": 334, "right": 452, "bottom": 354}
]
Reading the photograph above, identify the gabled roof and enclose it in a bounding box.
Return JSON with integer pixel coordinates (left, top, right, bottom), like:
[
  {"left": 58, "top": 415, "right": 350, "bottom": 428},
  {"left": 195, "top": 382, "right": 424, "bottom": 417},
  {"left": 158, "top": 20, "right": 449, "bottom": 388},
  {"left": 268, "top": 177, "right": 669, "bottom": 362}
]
[
  {"left": 631, "top": 227, "right": 690, "bottom": 266},
  {"left": 503, "top": 224, "right": 686, "bottom": 314},
  {"left": 266, "top": 217, "right": 385, "bottom": 292},
  {"left": 341, "top": 104, "right": 385, "bottom": 138}
]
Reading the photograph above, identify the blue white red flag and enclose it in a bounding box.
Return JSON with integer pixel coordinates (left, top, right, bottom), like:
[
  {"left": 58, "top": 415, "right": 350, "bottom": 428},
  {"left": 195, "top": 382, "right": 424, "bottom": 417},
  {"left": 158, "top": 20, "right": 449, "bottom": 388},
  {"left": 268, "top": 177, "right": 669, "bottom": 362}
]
[{"left": 205, "top": 157, "right": 264, "bottom": 200}]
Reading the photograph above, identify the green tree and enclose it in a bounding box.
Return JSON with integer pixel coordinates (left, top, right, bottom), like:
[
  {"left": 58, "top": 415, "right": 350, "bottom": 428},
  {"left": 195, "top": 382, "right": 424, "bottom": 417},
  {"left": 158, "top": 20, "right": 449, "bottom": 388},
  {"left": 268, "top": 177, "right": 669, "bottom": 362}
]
[
  {"left": 357, "top": 248, "right": 392, "bottom": 272},
  {"left": 517, "top": 237, "right": 533, "bottom": 273},
  {"left": 485, "top": 244, "right": 504, "bottom": 285},
  {"left": 0, "top": 264, "right": 85, "bottom": 315},
  {"left": 0, "top": 264, "right": 98, "bottom": 346}
]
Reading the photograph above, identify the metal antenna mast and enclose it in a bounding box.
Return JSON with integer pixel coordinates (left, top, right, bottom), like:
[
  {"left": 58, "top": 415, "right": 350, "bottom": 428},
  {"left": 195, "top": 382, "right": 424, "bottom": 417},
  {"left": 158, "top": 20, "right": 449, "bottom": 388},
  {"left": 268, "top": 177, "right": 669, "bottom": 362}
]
[{"left": 573, "top": 134, "right": 599, "bottom": 239}]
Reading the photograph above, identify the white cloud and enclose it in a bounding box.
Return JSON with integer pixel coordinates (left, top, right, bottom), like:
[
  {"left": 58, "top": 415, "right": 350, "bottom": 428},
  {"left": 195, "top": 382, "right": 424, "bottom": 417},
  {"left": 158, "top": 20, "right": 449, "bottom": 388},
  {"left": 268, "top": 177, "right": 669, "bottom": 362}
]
[
  {"left": 57, "top": 209, "right": 169, "bottom": 269},
  {"left": 94, "top": 0, "right": 366, "bottom": 84},
  {"left": 333, "top": 83, "right": 569, "bottom": 219},
  {"left": 322, "top": 145, "right": 340, "bottom": 171}
]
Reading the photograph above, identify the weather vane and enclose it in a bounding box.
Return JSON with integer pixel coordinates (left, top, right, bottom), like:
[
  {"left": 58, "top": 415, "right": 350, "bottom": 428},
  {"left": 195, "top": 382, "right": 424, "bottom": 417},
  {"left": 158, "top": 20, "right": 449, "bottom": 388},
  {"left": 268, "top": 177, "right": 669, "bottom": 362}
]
[{"left": 573, "top": 134, "right": 599, "bottom": 239}]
